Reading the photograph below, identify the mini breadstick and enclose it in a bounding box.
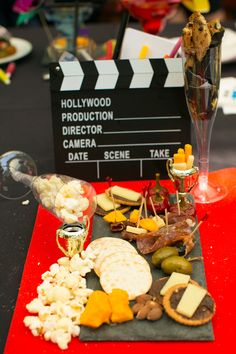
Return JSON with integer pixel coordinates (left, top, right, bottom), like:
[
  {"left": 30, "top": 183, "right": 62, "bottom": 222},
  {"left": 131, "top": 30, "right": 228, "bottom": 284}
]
[
  {"left": 186, "top": 155, "right": 194, "bottom": 169},
  {"left": 184, "top": 144, "right": 192, "bottom": 162}
]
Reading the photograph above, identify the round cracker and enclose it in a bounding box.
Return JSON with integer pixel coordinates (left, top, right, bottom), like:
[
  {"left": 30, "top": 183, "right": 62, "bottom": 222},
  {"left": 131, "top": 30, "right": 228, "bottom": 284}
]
[
  {"left": 100, "top": 261, "right": 152, "bottom": 300},
  {"left": 95, "top": 205, "right": 130, "bottom": 216},
  {"left": 163, "top": 283, "right": 216, "bottom": 326},
  {"left": 94, "top": 244, "right": 137, "bottom": 276},
  {"left": 89, "top": 237, "right": 134, "bottom": 253},
  {"left": 99, "top": 252, "right": 150, "bottom": 276}
]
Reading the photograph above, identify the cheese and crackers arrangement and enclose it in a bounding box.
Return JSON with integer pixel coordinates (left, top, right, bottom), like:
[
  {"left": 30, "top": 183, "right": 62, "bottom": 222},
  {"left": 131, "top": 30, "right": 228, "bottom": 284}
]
[{"left": 23, "top": 137, "right": 216, "bottom": 349}]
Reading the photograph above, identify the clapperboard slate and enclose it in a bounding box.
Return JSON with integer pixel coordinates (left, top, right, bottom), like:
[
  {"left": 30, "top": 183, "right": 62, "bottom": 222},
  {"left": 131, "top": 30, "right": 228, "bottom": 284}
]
[{"left": 49, "top": 58, "right": 191, "bottom": 181}]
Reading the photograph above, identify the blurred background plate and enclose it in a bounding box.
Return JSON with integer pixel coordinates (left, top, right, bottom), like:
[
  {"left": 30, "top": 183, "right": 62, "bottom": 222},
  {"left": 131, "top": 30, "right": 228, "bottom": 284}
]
[
  {"left": 0, "top": 37, "right": 32, "bottom": 65},
  {"left": 220, "top": 28, "right": 236, "bottom": 63}
]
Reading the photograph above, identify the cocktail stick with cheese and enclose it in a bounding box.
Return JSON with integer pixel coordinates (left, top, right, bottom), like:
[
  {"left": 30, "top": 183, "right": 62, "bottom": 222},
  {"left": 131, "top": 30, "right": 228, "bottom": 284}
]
[{"left": 172, "top": 144, "right": 194, "bottom": 171}]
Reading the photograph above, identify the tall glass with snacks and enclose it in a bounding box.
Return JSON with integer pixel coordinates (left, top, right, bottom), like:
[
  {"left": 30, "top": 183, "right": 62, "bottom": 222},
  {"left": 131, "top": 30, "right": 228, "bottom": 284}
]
[{"left": 182, "top": 12, "right": 227, "bottom": 203}]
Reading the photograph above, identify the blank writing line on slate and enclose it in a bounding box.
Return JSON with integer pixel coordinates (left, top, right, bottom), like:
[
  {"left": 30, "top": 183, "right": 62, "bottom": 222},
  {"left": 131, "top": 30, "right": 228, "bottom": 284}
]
[
  {"left": 65, "top": 158, "right": 169, "bottom": 163},
  {"left": 114, "top": 116, "right": 182, "bottom": 120},
  {"left": 65, "top": 158, "right": 169, "bottom": 179},
  {"left": 103, "top": 129, "right": 181, "bottom": 134},
  {"left": 98, "top": 142, "right": 181, "bottom": 147}
]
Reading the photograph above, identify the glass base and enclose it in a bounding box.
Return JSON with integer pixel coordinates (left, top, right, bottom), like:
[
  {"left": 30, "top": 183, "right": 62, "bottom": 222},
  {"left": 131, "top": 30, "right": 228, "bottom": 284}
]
[{"left": 191, "top": 179, "right": 228, "bottom": 204}]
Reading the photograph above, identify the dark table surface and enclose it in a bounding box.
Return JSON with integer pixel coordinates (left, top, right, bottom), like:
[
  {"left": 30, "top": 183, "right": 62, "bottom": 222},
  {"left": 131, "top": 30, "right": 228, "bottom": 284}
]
[{"left": 0, "top": 22, "right": 236, "bottom": 353}]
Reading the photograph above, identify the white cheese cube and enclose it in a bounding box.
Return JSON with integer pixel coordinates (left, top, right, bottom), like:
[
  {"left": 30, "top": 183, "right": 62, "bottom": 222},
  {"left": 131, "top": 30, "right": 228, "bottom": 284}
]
[
  {"left": 153, "top": 215, "right": 165, "bottom": 229},
  {"left": 186, "top": 155, "right": 194, "bottom": 169},
  {"left": 111, "top": 185, "right": 141, "bottom": 202},
  {"left": 173, "top": 162, "right": 187, "bottom": 171},
  {"left": 176, "top": 283, "right": 207, "bottom": 318},
  {"left": 126, "top": 225, "right": 147, "bottom": 234},
  {"left": 160, "top": 272, "right": 190, "bottom": 296},
  {"left": 96, "top": 193, "right": 120, "bottom": 211}
]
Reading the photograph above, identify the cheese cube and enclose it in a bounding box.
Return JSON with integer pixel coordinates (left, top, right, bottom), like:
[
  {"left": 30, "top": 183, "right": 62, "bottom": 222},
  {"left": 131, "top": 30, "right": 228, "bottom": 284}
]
[
  {"left": 111, "top": 186, "right": 141, "bottom": 202},
  {"left": 152, "top": 215, "right": 165, "bottom": 229},
  {"left": 126, "top": 225, "right": 147, "bottom": 235},
  {"left": 96, "top": 193, "right": 120, "bottom": 211},
  {"left": 160, "top": 272, "right": 190, "bottom": 296},
  {"left": 173, "top": 153, "right": 185, "bottom": 163},
  {"left": 184, "top": 144, "right": 192, "bottom": 159},
  {"left": 172, "top": 162, "right": 187, "bottom": 171},
  {"left": 186, "top": 155, "right": 194, "bottom": 169},
  {"left": 177, "top": 148, "right": 185, "bottom": 155},
  {"left": 176, "top": 283, "right": 207, "bottom": 318}
]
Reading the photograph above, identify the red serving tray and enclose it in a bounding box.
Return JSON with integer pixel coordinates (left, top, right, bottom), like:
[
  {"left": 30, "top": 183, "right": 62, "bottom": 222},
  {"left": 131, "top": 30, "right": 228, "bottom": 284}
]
[{"left": 4, "top": 168, "right": 236, "bottom": 354}]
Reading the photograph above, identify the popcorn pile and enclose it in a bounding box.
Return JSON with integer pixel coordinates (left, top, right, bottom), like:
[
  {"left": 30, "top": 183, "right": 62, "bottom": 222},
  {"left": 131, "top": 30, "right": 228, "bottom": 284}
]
[
  {"left": 23, "top": 247, "right": 96, "bottom": 350},
  {"left": 33, "top": 176, "right": 89, "bottom": 223}
]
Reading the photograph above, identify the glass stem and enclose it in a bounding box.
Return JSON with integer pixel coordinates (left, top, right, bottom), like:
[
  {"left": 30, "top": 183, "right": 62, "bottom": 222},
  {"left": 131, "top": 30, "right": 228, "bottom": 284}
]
[
  {"left": 10, "top": 169, "right": 34, "bottom": 187},
  {"left": 193, "top": 116, "right": 215, "bottom": 191}
]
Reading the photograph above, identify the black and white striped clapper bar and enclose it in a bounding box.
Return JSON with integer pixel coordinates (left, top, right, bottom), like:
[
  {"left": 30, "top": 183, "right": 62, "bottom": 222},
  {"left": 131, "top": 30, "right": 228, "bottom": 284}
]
[{"left": 49, "top": 57, "right": 191, "bottom": 181}]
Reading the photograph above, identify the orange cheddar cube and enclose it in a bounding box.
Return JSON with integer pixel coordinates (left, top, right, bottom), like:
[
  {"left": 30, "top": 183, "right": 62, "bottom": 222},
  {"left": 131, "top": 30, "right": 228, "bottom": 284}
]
[
  {"left": 177, "top": 148, "right": 185, "bottom": 155},
  {"left": 184, "top": 144, "right": 192, "bottom": 162},
  {"left": 174, "top": 153, "right": 185, "bottom": 164}
]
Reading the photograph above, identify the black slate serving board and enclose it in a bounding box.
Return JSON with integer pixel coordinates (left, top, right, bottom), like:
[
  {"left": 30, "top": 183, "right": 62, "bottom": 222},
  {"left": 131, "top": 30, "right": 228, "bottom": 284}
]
[{"left": 80, "top": 203, "right": 214, "bottom": 342}]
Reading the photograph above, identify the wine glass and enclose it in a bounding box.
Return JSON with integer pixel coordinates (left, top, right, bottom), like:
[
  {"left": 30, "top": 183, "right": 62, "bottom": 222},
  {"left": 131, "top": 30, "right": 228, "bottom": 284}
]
[
  {"left": 0, "top": 151, "right": 37, "bottom": 200},
  {"left": 120, "top": 0, "right": 181, "bottom": 34},
  {"left": 182, "top": 44, "right": 227, "bottom": 203},
  {"left": 0, "top": 150, "right": 97, "bottom": 255}
]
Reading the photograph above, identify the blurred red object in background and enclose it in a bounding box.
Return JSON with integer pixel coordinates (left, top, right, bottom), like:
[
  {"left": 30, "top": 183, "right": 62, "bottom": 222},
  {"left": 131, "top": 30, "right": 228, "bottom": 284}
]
[{"left": 120, "top": 0, "right": 181, "bottom": 34}]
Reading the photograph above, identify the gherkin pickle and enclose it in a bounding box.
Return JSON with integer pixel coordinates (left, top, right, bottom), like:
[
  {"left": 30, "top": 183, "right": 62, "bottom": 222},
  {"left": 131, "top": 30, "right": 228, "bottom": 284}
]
[
  {"left": 161, "top": 256, "right": 193, "bottom": 275},
  {"left": 151, "top": 247, "right": 179, "bottom": 268}
]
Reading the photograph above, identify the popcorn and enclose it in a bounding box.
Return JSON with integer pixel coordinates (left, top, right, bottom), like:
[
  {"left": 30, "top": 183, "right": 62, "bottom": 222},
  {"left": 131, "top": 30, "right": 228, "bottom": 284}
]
[
  {"left": 49, "top": 263, "right": 60, "bottom": 276},
  {"left": 24, "top": 250, "right": 96, "bottom": 350},
  {"left": 23, "top": 316, "right": 43, "bottom": 336},
  {"left": 33, "top": 176, "right": 90, "bottom": 223},
  {"left": 38, "top": 306, "right": 52, "bottom": 321},
  {"left": 50, "top": 329, "right": 71, "bottom": 350},
  {"left": 57, "top": 257, "right": 70, "bottom": 268},
  {"left": 57, "top": 317, "right": 73, "bottom": 332},
  {"left": 62, "top": 273, "right": 80, "bottom": 289},
  {"left": 49, "top": 286, "right": 71, "bottom": 303},
  {"left": 26, "top": 298, "right": 44, "bottom": 314},
  {"left": 59, "top": 209, "right": 78, "bottom": 224}
]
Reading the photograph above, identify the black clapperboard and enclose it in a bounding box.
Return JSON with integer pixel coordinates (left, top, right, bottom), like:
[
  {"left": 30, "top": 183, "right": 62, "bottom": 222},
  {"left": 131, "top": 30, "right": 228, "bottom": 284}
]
[{"left": 49, "top": 58, "right": 190, "bottom": 181}]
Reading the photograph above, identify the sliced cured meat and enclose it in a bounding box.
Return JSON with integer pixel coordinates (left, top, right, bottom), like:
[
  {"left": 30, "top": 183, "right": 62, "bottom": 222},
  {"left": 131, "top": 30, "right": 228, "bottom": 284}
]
[{"left": 136, "top": 221, "right": 194, "bottom": 255}]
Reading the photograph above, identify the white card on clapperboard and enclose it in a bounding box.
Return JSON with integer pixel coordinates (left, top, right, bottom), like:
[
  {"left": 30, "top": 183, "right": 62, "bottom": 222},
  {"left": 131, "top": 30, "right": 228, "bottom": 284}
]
[{"left": 120, "top": 27, "right": 175, "bottom": 59}]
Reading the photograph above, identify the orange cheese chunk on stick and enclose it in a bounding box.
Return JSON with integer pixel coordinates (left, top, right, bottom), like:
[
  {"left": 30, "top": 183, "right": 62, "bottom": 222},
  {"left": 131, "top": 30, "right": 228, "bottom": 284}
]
[
  {"left": 177, "top": 148, "right": 185, "bottom": 155},
  {"left": 184, "top": 144, "right": 192, "bottom": 162},
  {"left": 174, "top": 153, "right": 185, "bottom": 164}
]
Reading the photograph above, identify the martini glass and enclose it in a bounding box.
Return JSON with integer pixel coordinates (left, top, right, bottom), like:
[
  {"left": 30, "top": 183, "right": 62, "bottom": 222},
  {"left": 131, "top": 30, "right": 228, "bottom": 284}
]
[
  {"left": 0, "top": 150, "right": 97, "bottom": 255},
  {"left": 182, "top": 45, "right": 227, "bottom": 203}
]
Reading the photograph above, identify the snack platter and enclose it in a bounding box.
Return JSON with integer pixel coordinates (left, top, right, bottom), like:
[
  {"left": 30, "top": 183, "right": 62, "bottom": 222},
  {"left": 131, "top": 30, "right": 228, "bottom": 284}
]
[
  {"left": 20, "top": 143, "right": 216, "bottom": 350},
  {"left": 80, "top": 202, "right": 214, "bottom": 342},
  {"left": 6, "top": 167, "right": 236, "bottom": 354}
]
